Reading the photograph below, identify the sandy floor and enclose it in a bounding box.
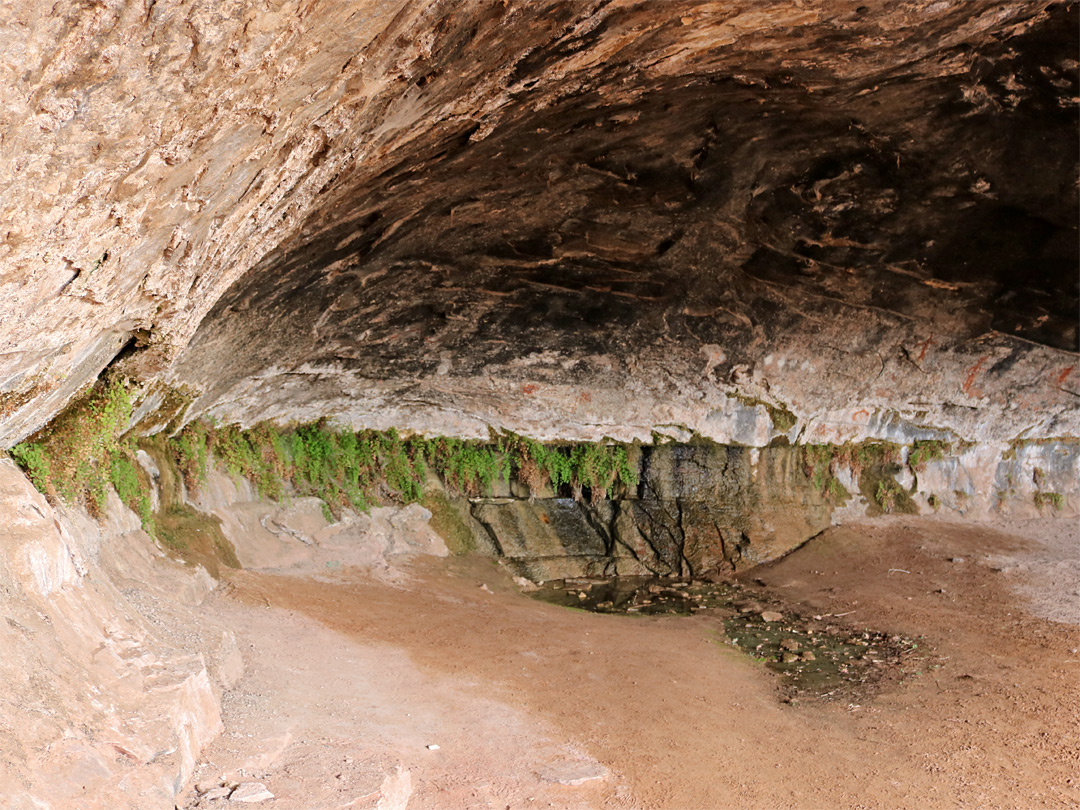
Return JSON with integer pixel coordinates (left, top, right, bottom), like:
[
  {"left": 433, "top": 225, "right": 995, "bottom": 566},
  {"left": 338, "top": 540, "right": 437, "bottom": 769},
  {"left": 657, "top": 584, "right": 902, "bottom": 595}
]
[{"left": 180, "top": 517, "right": 1080, "bottom": 810}]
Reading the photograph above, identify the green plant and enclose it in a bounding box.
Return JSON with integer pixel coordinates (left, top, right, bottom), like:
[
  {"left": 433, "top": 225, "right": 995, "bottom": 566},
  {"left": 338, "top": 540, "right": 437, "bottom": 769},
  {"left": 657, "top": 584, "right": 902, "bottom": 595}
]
[
  {"left": 374, "top": 428, "right": 426, "bottom": 503},
  {"left": 110, "top": 451, "right": 155, "bottom": 534},
  {"left": 424, "top": 437, "right": 508, "bottom": 497},
  {"left": 6, "top": 376, "right": 164, "bottom": 535},
  {"left": 843, "top": 441, "right": 899, "bottom": 475},
  {"left": 875, "top": 479, "right": 904, "bottom": 512},
  {"left": 800, "top": 444, "right": 849, "bottom": 504},
  {"left": 9, "top": 442, "right": 50, "bottom": 492},
  {"left": 498, "top": 432, "right": 637, "bottom": 501},
  {"left": 908, "top": 440, "right": 949, "bottom": 470},
  {"left": 8, "top": 376, "right": 134, "bottom": 510},
  {"left": 568, "top": 443, "right": 635, "bottom": 503},
  {"left": 171, "top": 421, "right": 211, "bottom": 493},
  {"left": 1034, "top": 491, "right": 1064, "bottom": 511}
]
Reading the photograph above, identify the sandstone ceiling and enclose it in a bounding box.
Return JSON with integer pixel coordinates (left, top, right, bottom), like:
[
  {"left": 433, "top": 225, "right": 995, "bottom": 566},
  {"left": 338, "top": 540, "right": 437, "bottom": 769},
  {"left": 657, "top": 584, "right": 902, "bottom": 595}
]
[{"left": 1, "top": 0, "right": 1077, "bottom": 446}]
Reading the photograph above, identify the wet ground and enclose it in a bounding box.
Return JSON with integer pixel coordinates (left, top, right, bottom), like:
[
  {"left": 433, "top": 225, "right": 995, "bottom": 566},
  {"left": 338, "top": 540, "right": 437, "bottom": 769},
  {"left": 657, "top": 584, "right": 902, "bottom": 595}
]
[{"left": 532, "top": 575, "right": 924, "bottom": 701}]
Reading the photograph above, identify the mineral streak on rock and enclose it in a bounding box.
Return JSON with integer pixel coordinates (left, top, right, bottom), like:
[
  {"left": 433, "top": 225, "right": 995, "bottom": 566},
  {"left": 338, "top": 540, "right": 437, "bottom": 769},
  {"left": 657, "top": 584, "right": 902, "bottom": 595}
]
[{"left": 1, "top": 1, "right": 1076, "bottom": 450}]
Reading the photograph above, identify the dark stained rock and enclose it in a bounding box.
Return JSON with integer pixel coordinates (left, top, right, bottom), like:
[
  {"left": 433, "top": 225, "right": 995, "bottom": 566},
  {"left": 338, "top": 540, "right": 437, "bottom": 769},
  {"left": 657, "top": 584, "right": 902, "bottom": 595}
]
[
  {"left": 460, "top": 444, "right": 835, "bottom": 581},
  {"left": 0, "top": 0, "right": 1075, "bottom": 460}
]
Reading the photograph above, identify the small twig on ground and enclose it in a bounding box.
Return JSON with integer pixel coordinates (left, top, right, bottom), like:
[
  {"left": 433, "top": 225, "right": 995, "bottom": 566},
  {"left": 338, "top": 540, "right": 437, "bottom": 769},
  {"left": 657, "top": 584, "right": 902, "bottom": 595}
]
[{"left": 888, "top": 568, "right": 911, "bottom": 574}]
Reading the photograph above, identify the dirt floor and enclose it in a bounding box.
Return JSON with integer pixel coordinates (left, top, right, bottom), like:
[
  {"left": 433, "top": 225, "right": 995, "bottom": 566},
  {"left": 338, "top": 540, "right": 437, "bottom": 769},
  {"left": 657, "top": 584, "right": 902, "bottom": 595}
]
[{"left": 180, "top": 516, "right": 1080, "bottom": 810}]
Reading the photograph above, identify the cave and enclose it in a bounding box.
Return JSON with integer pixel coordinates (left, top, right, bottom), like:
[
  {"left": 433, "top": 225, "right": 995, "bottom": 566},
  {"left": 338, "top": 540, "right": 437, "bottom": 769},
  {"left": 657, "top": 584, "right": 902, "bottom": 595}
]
[{"left": 0, "top": 2, "right": 1077, "bottom": 808}]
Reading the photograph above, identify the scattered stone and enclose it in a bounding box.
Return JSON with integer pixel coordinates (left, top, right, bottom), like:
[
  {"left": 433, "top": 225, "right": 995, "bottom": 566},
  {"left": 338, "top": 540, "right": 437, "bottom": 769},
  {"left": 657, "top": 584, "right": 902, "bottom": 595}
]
[
  {"left": 202, "top": 786, "right": 234, "bottom": 801},
  {"left": 230, "top": 782, "right": 274, "bottom": 803},
  {"left": 801, "top": 651, "right": 816, "bottom": 662},
  {"left": 760, "top": 611, "right": 783, "bottom": 623},
  {"left": 578, "top": 592, "right": 588, "bottom": 600},
  {"left": 781, "top": 652, "right": 800, "bottom": 663},
  {"left": 539, "top": 760, "right": 609, "bottom": 786},
  {"left": 647, "top": 584, "right": 662, "bottom": 594},
  {"left": 479, "top": 583, "right": 492, "bottom": 593},
  {"left": 513, "top": 575, "right": 539, "bottom": 591},
  {"left": 426, "top": 744, "right": 440, "bottom": 750},
  {"left": 950, "top": 557, "right": 965, "bottom": 563},
  {"left": 780, "top": 638, "right": 800, "bottom": 651}
]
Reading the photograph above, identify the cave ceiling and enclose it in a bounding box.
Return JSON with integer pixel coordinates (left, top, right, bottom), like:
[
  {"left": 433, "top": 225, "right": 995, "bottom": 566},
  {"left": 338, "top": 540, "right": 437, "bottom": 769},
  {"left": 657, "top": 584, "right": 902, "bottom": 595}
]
[{"left": 0, "top": 0, "right": 1076, "bottom": 445}]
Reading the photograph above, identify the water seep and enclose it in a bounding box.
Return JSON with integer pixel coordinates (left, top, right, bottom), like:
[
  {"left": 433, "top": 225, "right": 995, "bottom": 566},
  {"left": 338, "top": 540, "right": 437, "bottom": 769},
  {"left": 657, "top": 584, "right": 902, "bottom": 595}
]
[{"left": 530, "top": 576, "right": 926, "bottom": 702}]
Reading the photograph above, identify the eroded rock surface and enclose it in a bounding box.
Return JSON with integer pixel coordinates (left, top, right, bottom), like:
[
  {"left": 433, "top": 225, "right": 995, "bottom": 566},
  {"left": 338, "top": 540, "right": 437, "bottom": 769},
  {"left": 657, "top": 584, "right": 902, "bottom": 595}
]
[
  {"left": 0, "top": 0, "right": 1076, "bottom": 448},
  {"left": 0, "top": 459, "right": 224, "bottom": 808}
]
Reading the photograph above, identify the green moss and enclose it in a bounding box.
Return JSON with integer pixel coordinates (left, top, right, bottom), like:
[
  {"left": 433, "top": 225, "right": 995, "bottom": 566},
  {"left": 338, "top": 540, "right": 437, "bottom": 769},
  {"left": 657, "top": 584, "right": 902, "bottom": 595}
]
[
  {"left": 1003, "top": 436, "right": 1080, "bottom": 462},
  {"left": 825, "top": 476, "right": 850, "bottom": 503},
  {"left": 155, "top": 504, "right": 239, "bottom": 577},
  {"left": 421, "top": 491, "right": 477, "bottom": 554},
  {"left": 726, "top": 392, "right": 797, "bottom": 433}
]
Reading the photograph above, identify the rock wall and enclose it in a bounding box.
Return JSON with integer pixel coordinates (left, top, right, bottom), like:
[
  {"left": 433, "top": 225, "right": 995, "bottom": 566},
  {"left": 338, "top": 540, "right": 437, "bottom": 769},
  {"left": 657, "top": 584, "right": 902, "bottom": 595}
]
[
  {"left": 0, "top": 459, "right": 224, "bottom": 809},
  {"left": 0, "top": 445, "right": 458, "bottom": 806},
  {"left": 2, "top": 0, "right": 1076, "bottom": 453},
  {"left": 428, "top": 440, "right": 1080, "bottom": 582}
]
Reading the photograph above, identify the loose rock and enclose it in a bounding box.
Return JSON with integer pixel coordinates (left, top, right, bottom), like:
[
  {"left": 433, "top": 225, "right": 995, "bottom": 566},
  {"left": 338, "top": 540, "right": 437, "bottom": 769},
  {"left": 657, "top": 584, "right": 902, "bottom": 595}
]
[
  {"left": 539, "top": 760, "right": 609, "bottom": 786},
  {"left": 760, "top": 611, "right": 783, "bottom": 623},
  {"left": 230, "top": 782, "right": 274, "bottom": 803}
]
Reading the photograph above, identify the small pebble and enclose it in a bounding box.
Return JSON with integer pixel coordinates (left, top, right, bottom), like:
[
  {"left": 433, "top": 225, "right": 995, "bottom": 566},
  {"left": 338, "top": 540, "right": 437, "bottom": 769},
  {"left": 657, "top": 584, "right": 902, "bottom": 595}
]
[{"left": 426, "top": 744, "right": 440, "bottom": 750}]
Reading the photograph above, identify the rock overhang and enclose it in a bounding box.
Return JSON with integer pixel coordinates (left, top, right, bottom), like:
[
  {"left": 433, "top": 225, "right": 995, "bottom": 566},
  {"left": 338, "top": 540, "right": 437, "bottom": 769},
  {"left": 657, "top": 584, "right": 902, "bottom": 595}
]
[{"left": 0, "top": 0, "right": 1076, "bottom": 445}]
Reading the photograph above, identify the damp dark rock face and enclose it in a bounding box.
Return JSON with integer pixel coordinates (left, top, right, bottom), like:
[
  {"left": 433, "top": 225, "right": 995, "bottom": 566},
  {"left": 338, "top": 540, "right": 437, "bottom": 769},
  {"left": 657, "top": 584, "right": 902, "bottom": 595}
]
[
  {"left": 0, "top": 1, "right": 1076, "bottom": 452},
  {"left": 456, "top": 445, "right": 834, "bottom": 582}
]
